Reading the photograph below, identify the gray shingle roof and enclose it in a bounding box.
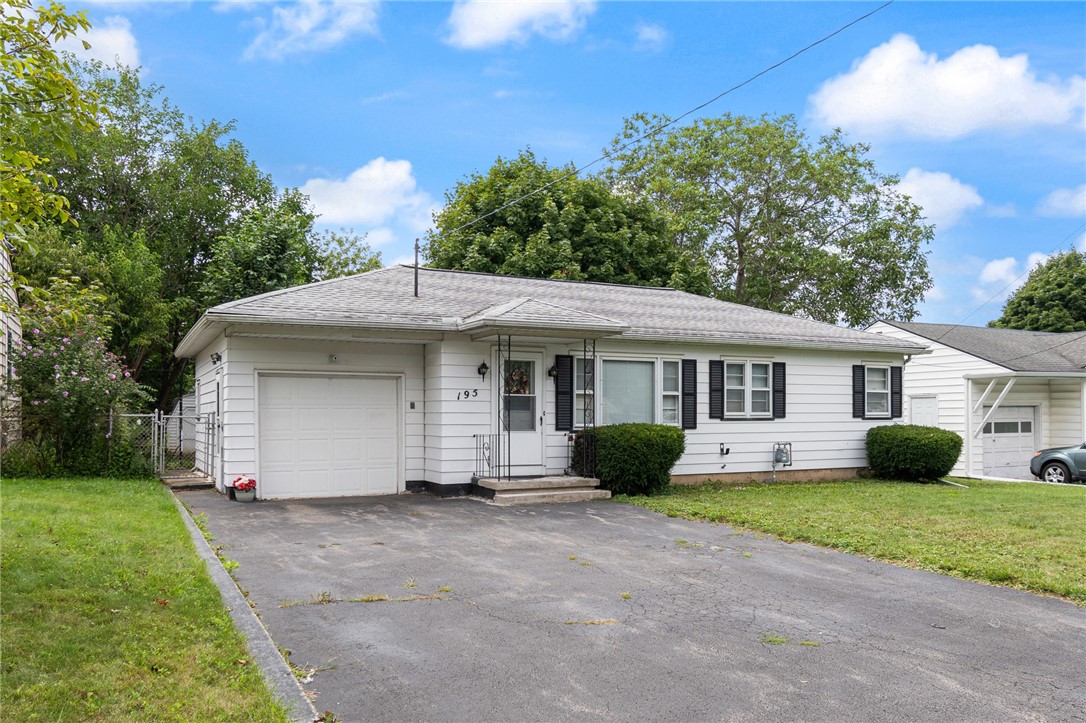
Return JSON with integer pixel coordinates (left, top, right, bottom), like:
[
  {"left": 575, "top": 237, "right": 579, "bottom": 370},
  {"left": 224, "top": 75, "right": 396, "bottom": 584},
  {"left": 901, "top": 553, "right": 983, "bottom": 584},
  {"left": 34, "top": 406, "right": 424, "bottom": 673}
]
[
  {"left": 879, "top": 320, "right": 1086, "bottom": 373},
  {"left": 185, "top": 265, "right": 925, "bottom": 354}
]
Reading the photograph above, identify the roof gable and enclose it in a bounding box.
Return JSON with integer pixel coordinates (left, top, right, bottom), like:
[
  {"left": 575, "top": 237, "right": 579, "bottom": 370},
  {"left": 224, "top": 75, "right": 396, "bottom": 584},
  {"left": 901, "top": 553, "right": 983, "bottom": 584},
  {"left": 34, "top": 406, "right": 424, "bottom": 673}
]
[{"left": 878, "top": 320, "right": 1086, "bottom": 374}]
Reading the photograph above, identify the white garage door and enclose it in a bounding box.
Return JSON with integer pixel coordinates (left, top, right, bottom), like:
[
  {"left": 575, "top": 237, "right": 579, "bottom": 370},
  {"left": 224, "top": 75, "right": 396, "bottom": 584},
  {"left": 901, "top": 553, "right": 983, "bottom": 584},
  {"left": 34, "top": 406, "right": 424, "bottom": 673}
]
[
  {"left": 981, "top": 406, "right": 1036, "bottom": 480},
  {"left": 258, "top": 375, "right": 400, "bottom": 499}
]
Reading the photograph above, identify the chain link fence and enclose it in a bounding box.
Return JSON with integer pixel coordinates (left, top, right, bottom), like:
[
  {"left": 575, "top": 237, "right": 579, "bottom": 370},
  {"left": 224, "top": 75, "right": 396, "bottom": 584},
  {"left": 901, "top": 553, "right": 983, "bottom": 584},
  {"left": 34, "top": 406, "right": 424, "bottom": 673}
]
[{"left": 1, "top": 407, "right": 213, "bottom": 477}]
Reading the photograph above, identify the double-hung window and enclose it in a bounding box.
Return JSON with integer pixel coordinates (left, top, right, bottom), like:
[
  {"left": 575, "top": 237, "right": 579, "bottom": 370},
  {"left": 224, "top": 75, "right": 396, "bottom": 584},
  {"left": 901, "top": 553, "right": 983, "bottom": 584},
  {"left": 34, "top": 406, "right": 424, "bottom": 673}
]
[
  {"left": 724, "top": 361, "right": 772, "bottom": 418},
  {"left": 852, "top": 364, "right": 901, "bottom": 420},
  {"left": 865, "top": 366, "right": 890, "bottom": 418},
  {"left": 661, "top": 360, "right": 681, "bottom": 426},
  {"left": 574, "top": 357, "right": 595, "bottom": 428}
]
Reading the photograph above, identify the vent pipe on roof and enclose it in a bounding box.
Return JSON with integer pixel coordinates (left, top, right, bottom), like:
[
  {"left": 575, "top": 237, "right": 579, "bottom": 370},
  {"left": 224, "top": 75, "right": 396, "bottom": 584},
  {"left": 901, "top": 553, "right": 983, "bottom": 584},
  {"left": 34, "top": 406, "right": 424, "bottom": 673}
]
[{"left": 413, "top": 238, "right": 419, "bottom": 298}]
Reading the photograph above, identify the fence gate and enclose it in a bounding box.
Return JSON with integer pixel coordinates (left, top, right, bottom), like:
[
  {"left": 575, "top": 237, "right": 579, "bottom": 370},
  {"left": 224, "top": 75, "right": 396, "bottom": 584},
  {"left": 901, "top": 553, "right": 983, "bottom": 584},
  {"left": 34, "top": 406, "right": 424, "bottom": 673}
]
[{"left": 110, "top": 410, "right": 215, "bottom": 476}]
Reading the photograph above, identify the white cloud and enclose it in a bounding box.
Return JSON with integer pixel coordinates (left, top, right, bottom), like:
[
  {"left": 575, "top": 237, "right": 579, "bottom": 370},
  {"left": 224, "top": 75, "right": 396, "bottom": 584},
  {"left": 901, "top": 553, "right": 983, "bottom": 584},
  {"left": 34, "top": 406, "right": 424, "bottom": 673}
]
[
  {"left": 243, "top": 0, "right": 379, "bottom": 61},
  {"left": 634, "top": 22, "right": 667, "bottom": 53},
  {"left": 300, "top": 158, "right": 434, "bottom": 232},
  {"left": 445, "top": 0, "right": 596, "bottom": 49},
  {"left": 1037, "top": 184, "right": 1086, "bottom": 217},
  {"left": 56, "top": 15, "right": 140, "bottom": 67},
  {"left": 897, "top": 168, "right": 983, "bottom": 229},
  {"left": 810, "top": 34, "right": 1085, "bottom": 139},
  {"left": 973, "top": 252, "right": 1048, "bottom": 302},
  {"left": 925, "top": 285, "right": 946, "bottom": 302},
  {"left": 361, "top": 90, "right": 409, "bottom": 105}
]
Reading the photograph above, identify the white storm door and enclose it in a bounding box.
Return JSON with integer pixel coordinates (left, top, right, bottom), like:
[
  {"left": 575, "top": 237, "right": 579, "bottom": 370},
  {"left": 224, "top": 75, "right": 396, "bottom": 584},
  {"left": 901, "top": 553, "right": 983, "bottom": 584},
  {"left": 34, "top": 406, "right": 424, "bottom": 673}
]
[
  {"left": 496, "top": 352, "right": 545, "bottom": 474},
  {"left": 259, "top": 374, "right": 400, "bottom": 499}
]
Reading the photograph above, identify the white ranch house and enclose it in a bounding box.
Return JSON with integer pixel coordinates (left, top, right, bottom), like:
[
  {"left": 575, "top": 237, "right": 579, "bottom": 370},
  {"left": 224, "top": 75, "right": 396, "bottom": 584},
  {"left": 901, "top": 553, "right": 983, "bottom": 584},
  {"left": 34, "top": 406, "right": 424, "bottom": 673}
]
[
  {"left": 175, "top": 266, "right": 927, "bottom": 500},
  {"left": 868, "top": 320, "right": 1086, "bottom": 480}
]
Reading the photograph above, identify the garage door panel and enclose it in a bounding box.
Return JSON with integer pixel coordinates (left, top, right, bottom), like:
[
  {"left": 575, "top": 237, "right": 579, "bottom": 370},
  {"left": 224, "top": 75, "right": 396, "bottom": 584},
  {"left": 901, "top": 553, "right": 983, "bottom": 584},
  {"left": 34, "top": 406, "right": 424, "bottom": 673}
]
[
  {"left": 258, "top": 375, "right": 401, "bottom": 499},
  {"left": 982, "top": 406, "right": 1035, "bottom": 480},
  {"left": 333, "top": 406, "right": 365, "bottom": 428},
  {"left": 334, "top": 438, "right": 363, "bottom": 462}
]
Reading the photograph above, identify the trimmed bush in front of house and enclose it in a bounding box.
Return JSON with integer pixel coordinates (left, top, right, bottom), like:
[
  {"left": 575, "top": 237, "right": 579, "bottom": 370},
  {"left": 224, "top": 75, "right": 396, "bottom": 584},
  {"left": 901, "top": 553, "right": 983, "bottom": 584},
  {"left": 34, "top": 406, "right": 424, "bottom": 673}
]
[
  {"left": 866, "top": 424, "right": 963, "bottom": 481},
  {"left": 573, "top": 423, "right": 686, "bottom": 496}
]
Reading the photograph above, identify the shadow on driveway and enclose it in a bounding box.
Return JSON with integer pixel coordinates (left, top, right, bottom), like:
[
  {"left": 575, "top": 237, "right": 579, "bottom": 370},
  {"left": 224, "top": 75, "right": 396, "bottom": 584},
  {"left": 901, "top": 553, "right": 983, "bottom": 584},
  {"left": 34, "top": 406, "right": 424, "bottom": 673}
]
[{"left": 180, "top": 490, "right": 1086, "bottom": 722}]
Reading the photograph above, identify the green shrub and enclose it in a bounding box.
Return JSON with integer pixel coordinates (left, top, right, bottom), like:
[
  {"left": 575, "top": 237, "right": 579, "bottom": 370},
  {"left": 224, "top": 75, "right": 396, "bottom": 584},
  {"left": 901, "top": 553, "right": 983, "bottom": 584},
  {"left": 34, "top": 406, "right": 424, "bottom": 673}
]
[
  {"left": 866, "top": 424, "right": 962, "bottom": 481},
  {"left": 573, "top": 423, "right": 685, "bottom": 496}
]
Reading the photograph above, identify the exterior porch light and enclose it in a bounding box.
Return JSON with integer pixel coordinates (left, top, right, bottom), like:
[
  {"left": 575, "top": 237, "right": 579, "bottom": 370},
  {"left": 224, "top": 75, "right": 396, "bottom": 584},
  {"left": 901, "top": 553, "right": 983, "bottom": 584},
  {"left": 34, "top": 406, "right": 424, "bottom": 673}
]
[
  {"left": 477, "top": 362, "right": 489, "bottom": 380},
  {"left": 210, "top": 352, "right": 222, "bottom": 365},
  {"left": 547, "top": 365, "right": 558, "bottom": 380}
]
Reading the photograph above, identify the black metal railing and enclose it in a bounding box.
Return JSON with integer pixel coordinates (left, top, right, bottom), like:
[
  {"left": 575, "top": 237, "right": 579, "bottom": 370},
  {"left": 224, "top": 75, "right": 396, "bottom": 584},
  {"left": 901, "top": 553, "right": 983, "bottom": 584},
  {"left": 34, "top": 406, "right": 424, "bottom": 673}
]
[{"left": 474, "top": 433, "right": 505, "bottom": 479}]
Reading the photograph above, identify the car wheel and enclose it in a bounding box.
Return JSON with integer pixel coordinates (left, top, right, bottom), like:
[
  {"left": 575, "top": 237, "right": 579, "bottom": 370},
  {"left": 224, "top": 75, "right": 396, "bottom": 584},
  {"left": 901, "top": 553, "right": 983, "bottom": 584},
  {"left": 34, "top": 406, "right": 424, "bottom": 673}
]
[{"left": 1041, "top": 461, "right": 1070, "bottom": 484}]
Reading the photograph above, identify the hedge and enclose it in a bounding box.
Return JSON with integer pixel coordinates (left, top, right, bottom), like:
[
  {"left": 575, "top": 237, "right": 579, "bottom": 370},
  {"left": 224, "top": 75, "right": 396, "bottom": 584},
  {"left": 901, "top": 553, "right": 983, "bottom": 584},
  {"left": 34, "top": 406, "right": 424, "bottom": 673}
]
[
  {"left": 866, "top": 424, "right": 963, "bottom": 482},
  {"left": 573, "top": 423, "right": 685, "bottom": 496}
]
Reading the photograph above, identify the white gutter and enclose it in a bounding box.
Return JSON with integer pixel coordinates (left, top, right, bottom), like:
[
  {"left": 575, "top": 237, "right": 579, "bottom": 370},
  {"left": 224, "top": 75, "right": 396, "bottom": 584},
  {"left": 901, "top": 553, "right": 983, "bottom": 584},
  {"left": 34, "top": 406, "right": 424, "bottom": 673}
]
[{"left": 964, "top": 370, "right": 1086, "bottom": 379}]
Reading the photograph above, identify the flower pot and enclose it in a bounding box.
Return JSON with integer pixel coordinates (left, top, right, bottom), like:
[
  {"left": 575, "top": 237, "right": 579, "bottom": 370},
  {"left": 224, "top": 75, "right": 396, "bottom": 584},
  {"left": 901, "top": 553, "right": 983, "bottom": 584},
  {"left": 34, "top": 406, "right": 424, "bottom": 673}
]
[{"left": 235, "top": 489, "right": 256, "bottom": 503}]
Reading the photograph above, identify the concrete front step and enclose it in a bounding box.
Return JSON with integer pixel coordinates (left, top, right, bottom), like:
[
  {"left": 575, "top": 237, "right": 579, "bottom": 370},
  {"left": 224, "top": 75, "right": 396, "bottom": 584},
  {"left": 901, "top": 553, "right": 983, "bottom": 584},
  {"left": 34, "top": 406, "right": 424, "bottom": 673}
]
[
  {"left": 476, "top": 475, "right": 601, "bottom": 492},
  {"left": 491, "top": 488, "right": 611, "bottom": 506}
]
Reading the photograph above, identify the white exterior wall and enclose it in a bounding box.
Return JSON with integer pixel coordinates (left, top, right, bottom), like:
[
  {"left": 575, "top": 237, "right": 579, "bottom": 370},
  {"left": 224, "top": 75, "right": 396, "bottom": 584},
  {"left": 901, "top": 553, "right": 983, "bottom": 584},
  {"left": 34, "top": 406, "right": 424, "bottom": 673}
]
[
  {"left": 194, "top": 335, "right": 424, "bottom": 491},
  {"left": 1049, "top": 378, "right": 1086, "bottom": 447},
  {"left": 868, "top": 322, "right": 1086, "bottom": 477},
  {"left": 419, "top": 335, "right": 905, "bottom": 486},
  {"left": 189, "top": 330, "right": 912, "bottom": 491},
  {"left": 1, "top": 244, "right": 20, "bottom": 406}
]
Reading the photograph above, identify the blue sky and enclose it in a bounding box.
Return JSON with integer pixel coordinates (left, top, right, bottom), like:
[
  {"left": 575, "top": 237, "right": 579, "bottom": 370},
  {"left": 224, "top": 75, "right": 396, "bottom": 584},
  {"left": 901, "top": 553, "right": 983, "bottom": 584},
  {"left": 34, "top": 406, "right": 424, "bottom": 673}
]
[{"left": 62, "top": 1, "right": 1085, "bottom": 326}]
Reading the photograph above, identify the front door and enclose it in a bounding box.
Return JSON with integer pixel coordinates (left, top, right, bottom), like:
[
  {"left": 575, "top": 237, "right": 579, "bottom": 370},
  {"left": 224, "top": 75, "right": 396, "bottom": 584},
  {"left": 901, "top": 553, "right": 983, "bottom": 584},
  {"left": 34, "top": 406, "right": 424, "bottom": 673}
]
[{"left": 495, "top": 351, "right": 545, "bottom": 475}]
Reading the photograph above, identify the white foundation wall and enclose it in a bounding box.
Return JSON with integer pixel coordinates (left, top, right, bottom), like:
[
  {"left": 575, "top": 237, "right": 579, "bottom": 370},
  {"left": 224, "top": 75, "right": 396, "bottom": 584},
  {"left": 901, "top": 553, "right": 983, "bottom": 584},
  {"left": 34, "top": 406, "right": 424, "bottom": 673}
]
[
  {"left": 420, "top": 335, "right": 907, "bottom": 487},
  {"left": 198, "top": 336, "right": 425, "bottom": 491}
]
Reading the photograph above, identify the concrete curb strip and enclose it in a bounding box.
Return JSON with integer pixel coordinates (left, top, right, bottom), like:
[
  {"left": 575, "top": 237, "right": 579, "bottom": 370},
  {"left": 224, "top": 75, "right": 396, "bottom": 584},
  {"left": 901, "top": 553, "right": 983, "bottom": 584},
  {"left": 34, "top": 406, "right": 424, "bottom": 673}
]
[{"left": 170, "top": 493, "right": 319, "bottom": 723}]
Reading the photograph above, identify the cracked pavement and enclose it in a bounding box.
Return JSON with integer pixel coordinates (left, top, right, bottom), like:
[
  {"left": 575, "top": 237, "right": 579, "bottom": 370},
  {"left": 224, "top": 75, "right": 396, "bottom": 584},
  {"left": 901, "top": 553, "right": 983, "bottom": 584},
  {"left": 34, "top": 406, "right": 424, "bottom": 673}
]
[{"left": 180, "top": 490, "right": 1086, "bottom": 722}]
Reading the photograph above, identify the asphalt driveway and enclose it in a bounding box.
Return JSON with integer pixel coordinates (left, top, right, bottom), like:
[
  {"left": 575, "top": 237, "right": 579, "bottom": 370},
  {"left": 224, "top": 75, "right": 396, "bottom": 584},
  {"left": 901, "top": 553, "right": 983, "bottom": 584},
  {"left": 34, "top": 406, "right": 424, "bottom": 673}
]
[{"left": 180, "top": 490, "right": 1086, "bottom": 722}]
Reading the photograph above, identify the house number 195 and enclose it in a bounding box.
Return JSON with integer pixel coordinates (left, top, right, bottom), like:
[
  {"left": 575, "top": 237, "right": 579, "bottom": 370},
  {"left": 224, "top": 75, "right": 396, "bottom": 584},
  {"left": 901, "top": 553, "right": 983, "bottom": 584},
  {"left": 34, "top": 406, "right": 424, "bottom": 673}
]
[{"left": 457, "top": 389, "right": 479, "bottom": 400}]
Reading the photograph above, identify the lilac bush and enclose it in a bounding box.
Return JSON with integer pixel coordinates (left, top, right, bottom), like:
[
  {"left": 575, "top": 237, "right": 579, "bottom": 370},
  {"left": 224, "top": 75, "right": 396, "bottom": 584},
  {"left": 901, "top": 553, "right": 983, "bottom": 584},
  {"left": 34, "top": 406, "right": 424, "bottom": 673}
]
[{"left": 4, "top": 280, "right": 148, "bottom": 473}]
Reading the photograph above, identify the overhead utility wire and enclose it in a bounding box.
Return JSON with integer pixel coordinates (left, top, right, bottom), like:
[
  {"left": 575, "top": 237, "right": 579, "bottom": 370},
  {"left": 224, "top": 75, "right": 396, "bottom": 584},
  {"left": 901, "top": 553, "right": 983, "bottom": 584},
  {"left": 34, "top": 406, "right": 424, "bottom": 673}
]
[
  {"left": 922, "top": 220, "right": 1086, "bottom": 354},
  {"left": 438, "top": 0, "right": 897, "bottom": 241}
]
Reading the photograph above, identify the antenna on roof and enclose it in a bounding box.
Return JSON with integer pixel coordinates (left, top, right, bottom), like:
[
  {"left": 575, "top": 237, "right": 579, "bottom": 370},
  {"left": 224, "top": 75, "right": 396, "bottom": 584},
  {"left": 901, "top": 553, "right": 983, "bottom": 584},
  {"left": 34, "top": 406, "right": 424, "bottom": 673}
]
[{"left": 413, "top": 238, "right": 419, "bottom": 298}]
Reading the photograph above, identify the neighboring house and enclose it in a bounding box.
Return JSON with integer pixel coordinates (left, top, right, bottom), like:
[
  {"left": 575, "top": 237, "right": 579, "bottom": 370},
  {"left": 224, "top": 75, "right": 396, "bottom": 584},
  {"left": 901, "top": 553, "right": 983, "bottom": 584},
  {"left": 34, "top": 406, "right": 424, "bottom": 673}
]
[
  {"left": 175, "top": 265, "right": 925, "bottom": 499},
  {"left": 867, "top": 320, "right": 1086, "bottom": 480},
  {"left": 1, "top": 243, "right": 21, "bottom": 410}
]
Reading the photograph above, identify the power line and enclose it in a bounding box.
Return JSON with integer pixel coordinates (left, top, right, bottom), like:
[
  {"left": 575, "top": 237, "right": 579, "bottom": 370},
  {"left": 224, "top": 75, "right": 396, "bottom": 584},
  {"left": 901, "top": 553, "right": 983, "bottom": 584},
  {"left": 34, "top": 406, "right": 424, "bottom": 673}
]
[
  {"left": 438, "top": 0, "right": 897, "bottom": 241},
  {"left": 924, "top": 220, "right": 1086, "bottom": 349}
]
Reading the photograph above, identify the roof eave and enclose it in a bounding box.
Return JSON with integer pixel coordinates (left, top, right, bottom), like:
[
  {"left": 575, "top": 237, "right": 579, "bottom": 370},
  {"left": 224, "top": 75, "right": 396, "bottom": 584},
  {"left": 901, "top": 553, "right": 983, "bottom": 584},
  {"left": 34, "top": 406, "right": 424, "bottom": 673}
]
[{"left": 621, "top": 331, "right": 925, "bottom": 355}]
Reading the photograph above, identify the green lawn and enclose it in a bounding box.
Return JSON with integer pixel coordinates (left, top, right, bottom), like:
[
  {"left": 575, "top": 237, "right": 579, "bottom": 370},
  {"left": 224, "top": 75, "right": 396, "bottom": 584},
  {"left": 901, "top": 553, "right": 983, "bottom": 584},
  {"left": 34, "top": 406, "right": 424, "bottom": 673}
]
[
  {"left": 617, "top": 478, "right": 1086, "bottom": 604},
  {"left": 1, "top": 477, "right": 289, "bottom": 721}
]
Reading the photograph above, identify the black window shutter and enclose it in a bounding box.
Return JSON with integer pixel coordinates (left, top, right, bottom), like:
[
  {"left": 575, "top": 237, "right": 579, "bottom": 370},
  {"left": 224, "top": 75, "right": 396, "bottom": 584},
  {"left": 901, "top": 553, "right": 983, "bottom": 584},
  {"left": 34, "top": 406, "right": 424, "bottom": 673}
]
[
  {"left": 891, "top": 366, "right": 903, "bottom": 419},
  {"left": 772, "top": 362, "right": 786, "bottom": 419},
  {"left": 852, "top": 365, "right": 866, "bottom": 419},
  {"left": 681, "top": 359, "right": 697, "bottom": 430},
  {"left": 555, "top": 355, "right": 573, "bottom": 431},
  {"left": 709, "top": 360, "right": 724, "bottom": 420}
]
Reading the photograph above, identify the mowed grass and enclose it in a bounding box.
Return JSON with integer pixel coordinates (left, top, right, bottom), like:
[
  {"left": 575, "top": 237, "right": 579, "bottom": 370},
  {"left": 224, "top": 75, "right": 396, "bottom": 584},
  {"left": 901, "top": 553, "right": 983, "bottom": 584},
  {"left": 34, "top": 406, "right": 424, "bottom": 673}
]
[
  {"left": 617, "top": 478, "right": 1086, "bottom": 604},
  {"left": 1, "top": 477, "right": 288, "bottom": 721}
]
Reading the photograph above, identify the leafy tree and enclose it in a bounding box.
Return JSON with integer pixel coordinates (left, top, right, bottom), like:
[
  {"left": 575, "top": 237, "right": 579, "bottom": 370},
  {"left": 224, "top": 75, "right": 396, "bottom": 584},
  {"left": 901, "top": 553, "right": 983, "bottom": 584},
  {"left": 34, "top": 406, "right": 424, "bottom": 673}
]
[
  {"left": 202, "top": 189, "right": 381, "bottom": 306},
  {"left": 425, "top": 149, "right": 677, "bottom": 286},
  {"left": 990, "top": 251, "right": 1086, "bottom": 332},
  {"left": 15, "top": 62, "right": 277, "bottom": 409},
  {"left": 605, "top": 113, "right": 934, "bottom": 326},
  {"left": 4, "top": 273, "right": 147, "bottom": 474},
  {"left": 0, "top": 0, "right": 99, "bottom": 255}
]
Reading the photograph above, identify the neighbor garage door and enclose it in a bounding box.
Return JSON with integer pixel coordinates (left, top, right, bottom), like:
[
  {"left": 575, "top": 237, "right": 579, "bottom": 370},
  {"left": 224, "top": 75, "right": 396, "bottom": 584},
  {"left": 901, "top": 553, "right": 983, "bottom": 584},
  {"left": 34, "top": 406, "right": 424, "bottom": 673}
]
[
  {"left": 981, "top": 406, "right": 1036, "bottom": 480},
  {"left": 258, "top": 374, "right": 400, "bottom": 499}
]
